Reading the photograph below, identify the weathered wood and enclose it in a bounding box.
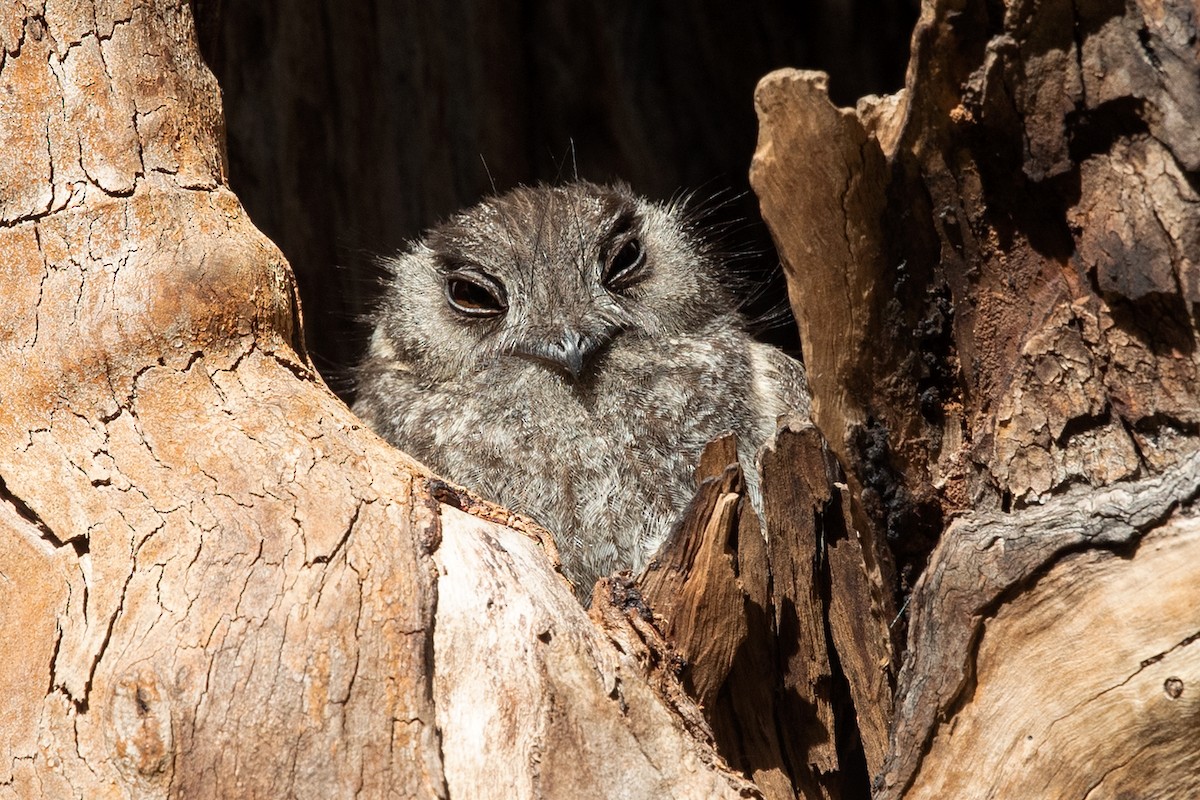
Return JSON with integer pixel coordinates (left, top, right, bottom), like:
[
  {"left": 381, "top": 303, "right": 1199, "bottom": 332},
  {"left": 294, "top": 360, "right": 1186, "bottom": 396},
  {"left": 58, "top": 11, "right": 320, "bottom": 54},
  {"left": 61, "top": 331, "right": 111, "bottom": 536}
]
[
  {"left": 7, "top": 0, "right": 1199, "bottom": 797},
  {"left": 760, "top": 425, "right": 841, "bottom": 794},
  {"left": 0, "top": 3, "right": 772, "bottom": 797},
  {"left": 749, "top": 78, "right": 902, "bottom": 780},
  {"left": 751, "top": 0, "right": 1200, "bottom": 796},
  {"left": 881, "top": 450, "right": 1200, "bottom": 797},
  {"left": 637, "top": 423, "right": 894, "bottom": 799},
  {"left": 906, "top": 515, "right": 1200, "bottom": 799},
  {"left": 750, "top": 71, "right": 891, "bottom": 470},
  {"left": 823, "top": 480, "right": 893, "bottom": 778},
  {"left": 717, "top": 496, "right": 799, "bottom": 800},
  {"left": 881, "top": 0, "right": 1200, "bottom": 510},
  {"left": 639, "top": 435, "right": 747, "bottom": 712},
  {"left": 641, "top": 431, "right": 805, "bottom": 800},
  {"left": 434, "top": 505, "right": 759, "bottom": 799}
]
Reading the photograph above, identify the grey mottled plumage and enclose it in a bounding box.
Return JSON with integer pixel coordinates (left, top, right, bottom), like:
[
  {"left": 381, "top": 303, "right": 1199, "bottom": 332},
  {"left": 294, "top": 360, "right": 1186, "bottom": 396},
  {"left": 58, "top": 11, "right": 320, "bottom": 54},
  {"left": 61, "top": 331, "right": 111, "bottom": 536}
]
[{"left": 353, "top": 181, "right": 810, "bottom": 599}]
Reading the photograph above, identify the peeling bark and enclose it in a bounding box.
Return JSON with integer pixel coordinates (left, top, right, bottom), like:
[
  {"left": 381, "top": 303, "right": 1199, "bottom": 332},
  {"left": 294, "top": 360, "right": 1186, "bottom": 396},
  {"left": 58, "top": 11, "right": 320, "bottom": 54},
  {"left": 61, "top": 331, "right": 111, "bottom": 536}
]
[
  {"left": 4, "top": 0, "right": 1199, "bottom": 798},
  {"left": 750, "top": 0, "right": 1200, "bottom": 797}
]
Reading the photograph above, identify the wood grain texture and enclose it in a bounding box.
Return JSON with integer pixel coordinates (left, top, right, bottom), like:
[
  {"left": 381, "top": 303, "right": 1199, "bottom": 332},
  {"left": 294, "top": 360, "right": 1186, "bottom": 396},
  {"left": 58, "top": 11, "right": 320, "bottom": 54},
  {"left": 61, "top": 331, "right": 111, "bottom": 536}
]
[
  {"left": 881, "top": 451, "right": 1200, "bottom": 797},
  {"left": 640, "top": 434, "right": 747, "bottom": 712},
  {"left": 750, "top": 0, "right": 1200, "bottom": 796},
  {"left": 636, "top": 423, "right": 895, "bottom": 799},
  {"left": 0, "top": 3, "right": 765, "bottom": 797},
  {"left": 905, "top": 515, "right": 1200, "bottom": 799},
  {"left": 434, "top": 506, "right": 758, "bottom": 799},
  {"left": 1, "top": 6, "right": 450, "bottom": 796},
  {"left": 6, "top": 0, "right": 1198, "bottom": 796}
]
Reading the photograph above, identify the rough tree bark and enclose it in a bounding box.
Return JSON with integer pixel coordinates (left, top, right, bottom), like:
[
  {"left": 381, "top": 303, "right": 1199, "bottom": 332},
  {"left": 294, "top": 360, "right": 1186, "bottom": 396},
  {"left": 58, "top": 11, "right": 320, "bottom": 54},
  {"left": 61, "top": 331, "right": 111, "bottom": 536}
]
[
  {"left": 748, "top": 0, "right": 1200, "bottom": 797},
  {"left": 2, "top": 1, "right": 1198, "bottom": 799},
  {"left": 0, "top": 3, "right": 755, "bottom": 798}
]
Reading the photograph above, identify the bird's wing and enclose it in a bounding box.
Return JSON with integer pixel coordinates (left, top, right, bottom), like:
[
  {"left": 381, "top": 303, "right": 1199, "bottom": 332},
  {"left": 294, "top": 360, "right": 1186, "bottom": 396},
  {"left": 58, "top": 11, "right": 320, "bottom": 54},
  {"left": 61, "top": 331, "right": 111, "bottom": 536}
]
[{"left": 748, "top": 342, "right": 812, "bottom": 425}]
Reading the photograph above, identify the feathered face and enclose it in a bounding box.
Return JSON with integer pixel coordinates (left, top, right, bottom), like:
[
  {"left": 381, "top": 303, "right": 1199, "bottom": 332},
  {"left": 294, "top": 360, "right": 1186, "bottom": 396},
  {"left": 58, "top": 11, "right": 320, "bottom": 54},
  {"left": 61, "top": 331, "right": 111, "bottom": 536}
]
[{"left": 372, "top": 182, "right": 735, "bottom": 384}]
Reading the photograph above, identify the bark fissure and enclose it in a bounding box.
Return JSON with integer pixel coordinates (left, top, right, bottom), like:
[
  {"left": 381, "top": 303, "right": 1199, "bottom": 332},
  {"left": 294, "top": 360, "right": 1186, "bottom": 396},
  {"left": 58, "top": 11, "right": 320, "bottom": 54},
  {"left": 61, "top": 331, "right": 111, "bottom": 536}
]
[
  {"left": 887, "top": 450, "right": 1200, "bottom": 794},
  {"left": 3, "top": 0, "right": 1197, "bottom": 796},
  {"left": 0, "top": 474, "right": 69, "bottom": 549}
]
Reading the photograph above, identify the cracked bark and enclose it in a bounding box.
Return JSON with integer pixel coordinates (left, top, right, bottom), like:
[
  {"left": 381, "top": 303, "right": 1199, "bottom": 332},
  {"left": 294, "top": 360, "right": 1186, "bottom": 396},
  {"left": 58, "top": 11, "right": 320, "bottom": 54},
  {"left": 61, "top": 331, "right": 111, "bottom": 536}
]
[
  {"left": 749, "top": 0, "right": 1200, "bottom": 797},
  {"left": 3, "top": 1, "right": 1199, "bottom": 799},
  {"left": 0, "top": 2, "right": 757, "bottom": 798}
]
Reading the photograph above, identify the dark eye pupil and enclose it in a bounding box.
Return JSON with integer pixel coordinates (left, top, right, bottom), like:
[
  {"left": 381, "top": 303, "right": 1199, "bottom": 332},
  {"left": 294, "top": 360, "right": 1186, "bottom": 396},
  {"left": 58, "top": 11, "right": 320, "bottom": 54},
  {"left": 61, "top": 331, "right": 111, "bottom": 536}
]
[
  {"left": 606, "top": 238, "right": 644, "bottom": 286},
  {"left": 448, "top": 279, "right": 492, "bottom": 308},
  {"left": 446, "top": 276, "right": 505, "bottom": 316}
]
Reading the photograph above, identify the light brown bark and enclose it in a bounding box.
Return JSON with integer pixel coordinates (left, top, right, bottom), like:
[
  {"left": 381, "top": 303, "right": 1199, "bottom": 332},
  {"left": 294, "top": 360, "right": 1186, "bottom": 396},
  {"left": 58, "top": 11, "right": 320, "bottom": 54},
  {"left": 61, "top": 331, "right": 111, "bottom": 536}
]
[
  {"left": 0, "top": 3, "right": 756, "bottom": 798},
  {"left": 4, "top": 0, "right": 1198, "bottom": 798}
]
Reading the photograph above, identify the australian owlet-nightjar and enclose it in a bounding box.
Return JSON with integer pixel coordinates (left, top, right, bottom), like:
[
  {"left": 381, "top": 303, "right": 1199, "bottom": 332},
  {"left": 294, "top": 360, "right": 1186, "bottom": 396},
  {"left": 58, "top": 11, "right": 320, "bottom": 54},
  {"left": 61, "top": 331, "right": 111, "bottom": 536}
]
[{"left": 352, "top": 181, "right": 811, "bottom": 600}]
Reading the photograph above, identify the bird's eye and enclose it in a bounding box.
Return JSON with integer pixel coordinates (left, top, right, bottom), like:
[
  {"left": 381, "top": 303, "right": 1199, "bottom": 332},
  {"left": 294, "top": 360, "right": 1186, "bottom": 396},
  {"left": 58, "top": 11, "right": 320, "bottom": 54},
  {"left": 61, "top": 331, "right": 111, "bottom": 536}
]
[
  {"left": 603, "top": 236, "right": 646, "bottom": 290},
  {"left": 444, "top": 272, "right": 508, "bottom": 317}
]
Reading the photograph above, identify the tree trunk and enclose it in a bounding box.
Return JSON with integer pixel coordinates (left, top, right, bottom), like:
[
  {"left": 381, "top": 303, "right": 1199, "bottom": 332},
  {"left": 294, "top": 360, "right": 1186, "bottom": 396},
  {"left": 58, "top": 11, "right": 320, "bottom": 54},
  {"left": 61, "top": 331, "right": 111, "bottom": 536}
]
[
  {"left": 2, "top": 1, "right": 1198, "bottom": 799},
  {"left": 749, "top": 0, "right": 1200, "bottom": 796},
  {"left": 0, "top": 3, "right": 754, "bottom": 798}
]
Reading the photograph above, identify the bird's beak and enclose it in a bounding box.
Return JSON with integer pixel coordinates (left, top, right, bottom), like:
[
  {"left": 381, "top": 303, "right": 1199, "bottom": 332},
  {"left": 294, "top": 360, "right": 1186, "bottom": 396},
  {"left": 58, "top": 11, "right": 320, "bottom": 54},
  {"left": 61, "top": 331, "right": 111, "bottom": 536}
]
[
  {"left": 555, "top": 331, "right": 586, "bottom": 379},
  {"left": 513, "top": 328, "right": 615, "bottom": 380}
]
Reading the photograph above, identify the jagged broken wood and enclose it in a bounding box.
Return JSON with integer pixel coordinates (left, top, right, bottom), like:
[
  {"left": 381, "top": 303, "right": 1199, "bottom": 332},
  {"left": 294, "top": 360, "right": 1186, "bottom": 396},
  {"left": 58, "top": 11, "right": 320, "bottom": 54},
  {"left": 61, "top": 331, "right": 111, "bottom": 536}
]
[
  {"left": 749, "top": 0, "right": 1200, "bottom": 797},
  {"left": 2, "top": 0, "right": 1199, "bottom": 798},
  {"left": 635, "top": 422, "right": 894, "bottom": 800},
  {"left": 0, "top": 3, "right": 759, "bottom": 798}
]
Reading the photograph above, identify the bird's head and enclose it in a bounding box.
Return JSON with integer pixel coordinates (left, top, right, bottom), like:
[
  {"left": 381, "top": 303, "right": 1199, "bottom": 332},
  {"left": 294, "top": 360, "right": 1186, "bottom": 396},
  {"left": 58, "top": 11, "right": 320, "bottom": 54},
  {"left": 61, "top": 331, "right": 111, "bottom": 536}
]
[{"left": 370, "top": 181, "right": 736, "bottom": 384}]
